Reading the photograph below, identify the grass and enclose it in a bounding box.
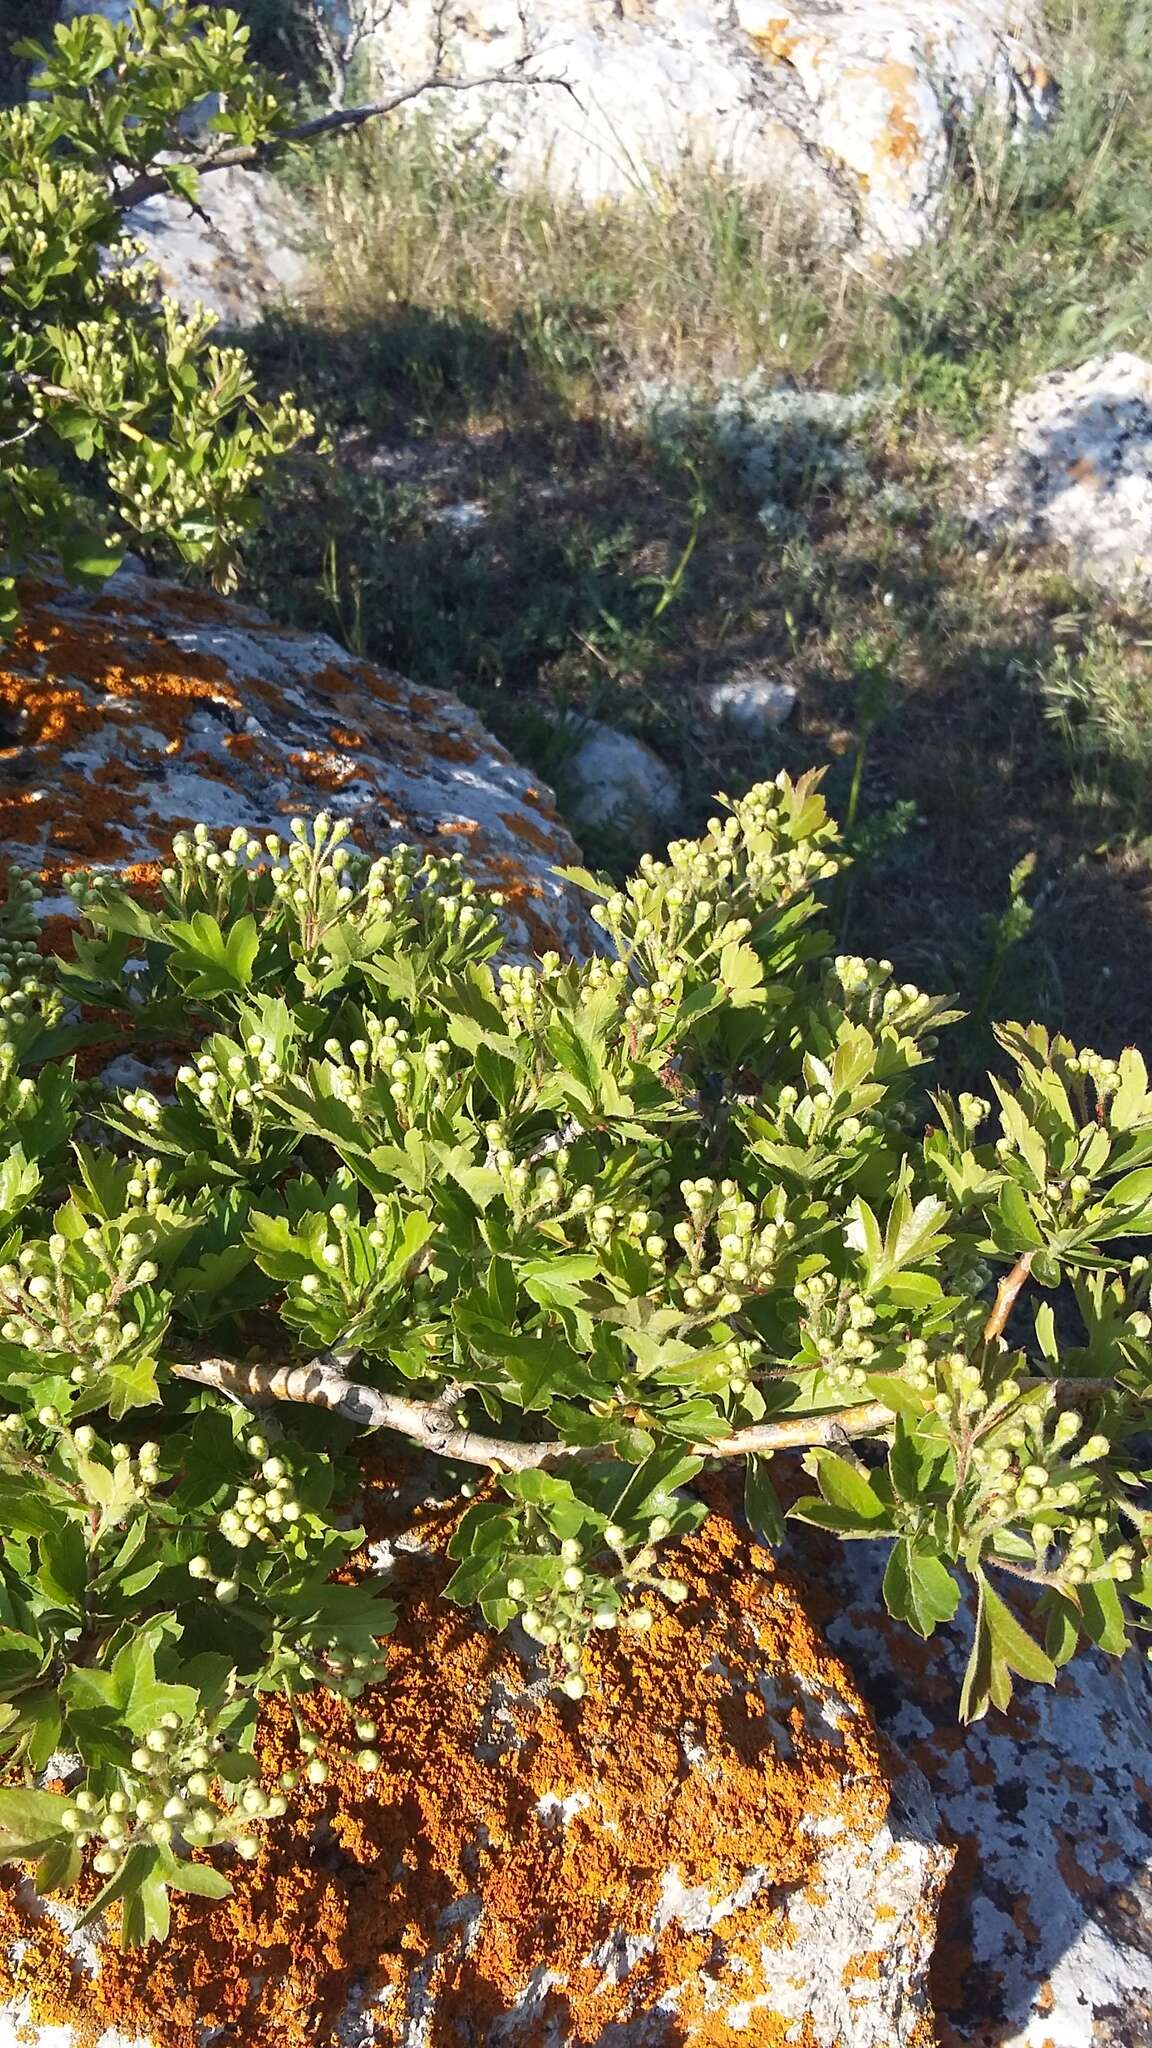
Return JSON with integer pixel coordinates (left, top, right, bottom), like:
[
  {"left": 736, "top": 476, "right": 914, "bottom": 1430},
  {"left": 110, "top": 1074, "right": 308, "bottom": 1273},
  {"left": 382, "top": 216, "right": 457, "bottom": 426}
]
[{"left": 232, "top": 0, "right": 1152, "bottom": 1071}]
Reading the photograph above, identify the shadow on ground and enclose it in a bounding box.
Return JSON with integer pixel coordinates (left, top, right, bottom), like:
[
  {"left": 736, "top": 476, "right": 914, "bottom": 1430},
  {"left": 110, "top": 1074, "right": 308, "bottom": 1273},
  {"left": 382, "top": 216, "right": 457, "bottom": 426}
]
[{"left": 231, "top": 302, "right": 1152, "bottom": 1083}]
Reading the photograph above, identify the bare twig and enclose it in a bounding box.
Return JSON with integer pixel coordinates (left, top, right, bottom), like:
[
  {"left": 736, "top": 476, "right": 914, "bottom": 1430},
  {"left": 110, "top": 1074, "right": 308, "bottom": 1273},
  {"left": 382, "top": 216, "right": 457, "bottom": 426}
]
[
  {"left": 110, "top": 67, "right": 572, "bottom": 213},
  {"left": 984, "top": 1554, "right": 1062, "bottom": 1590},
  {"left": 982, "top": 1251, "right": 1034, "bottom": 1345}
]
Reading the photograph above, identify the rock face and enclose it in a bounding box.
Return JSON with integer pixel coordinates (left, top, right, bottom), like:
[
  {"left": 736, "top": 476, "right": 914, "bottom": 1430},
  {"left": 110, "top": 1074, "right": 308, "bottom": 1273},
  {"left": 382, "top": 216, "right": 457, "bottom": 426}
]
[
  {"left": 61, "top": 2, "right": 1053, "bottom": 279},
  {"left": 736, "top": 2, "right": 1054, "bottom": 250},
  {"left": 0, "top": 571, "right": 592, "bottom": 958},
  {"left": 124, "top": 169, "right": 309, "bottom": 329},
  {"left": 358, "top": 0, "right": 1052, "bottom": 251},
  {"left": 816, "top": 1537, "right": 1152, "bottom": 2048},
  {"left": 0, "top": 1505, "right": 952, "bottom": 2048},
  {"left": 980, "top": 352, "right": 1152, "bottom": 594}
]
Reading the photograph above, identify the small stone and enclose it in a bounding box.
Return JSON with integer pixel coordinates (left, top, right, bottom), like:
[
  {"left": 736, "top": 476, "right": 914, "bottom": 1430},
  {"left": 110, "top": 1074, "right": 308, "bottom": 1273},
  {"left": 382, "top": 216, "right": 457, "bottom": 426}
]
[
  {"left": 978, "top": 351, "right": 1152, "bottom": 593},
  {"left": 561, "top": 717, "right": 681, "bottom": 841},
  {"left": 705, "top": 673, "right": 797, "bottom": 735}
]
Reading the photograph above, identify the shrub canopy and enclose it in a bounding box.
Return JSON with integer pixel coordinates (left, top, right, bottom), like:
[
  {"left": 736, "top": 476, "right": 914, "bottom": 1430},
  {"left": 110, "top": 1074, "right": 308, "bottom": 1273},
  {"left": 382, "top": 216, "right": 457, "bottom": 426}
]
[
  {"left": 0, "top": 777, "right": 1149, "bottom": 1937},
  {"left": 0, "top": 0, "right": 310, "bottom": 632}
]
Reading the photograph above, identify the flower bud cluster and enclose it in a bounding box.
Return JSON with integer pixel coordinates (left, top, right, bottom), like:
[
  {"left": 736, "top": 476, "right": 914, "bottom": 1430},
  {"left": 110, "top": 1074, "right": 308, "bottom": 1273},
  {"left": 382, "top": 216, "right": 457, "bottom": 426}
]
[
  {"left": 281, "top": 1704, "right": 385, "bottom": 1790},
  {"left": 794, "top": 1271, "right": 878, "bottom": 1391},
  {"left": 621, "top": 954, "right": 689, "bottom": 1042},
  {"left": 589, "top": 776, "right": 838, "bottom": 983},
  {"left": 0, "top": 1227, "right": 159, "bottom": 1385},
  {"left": 170, "top": 1026, "right": 291, "bottom": 1143},
  {"left": 1061, "top": 1047, "right": 1122, "bottom": 1103},
  {"left": 61, "top": 1719, "right": 285, "bottom": 1881},
  {"left": 672, "top": 1180, "right": 794, "bottom": 1326},
  {"left": 487, "top": 1132, "right": 573, "bottom": 1220},
  {"left": 495, "top": 955, "right": 628, "bottom": 1041},
  {"left": 828, "top": 950, "right": 938, "bottom": 1040},
  {"left": 498, "top": 1518, "right": 690, "bottom": 1692},
  {"left": 943, "top": 1379, "right": 1136, "bottom": 1587},
  {"left": 206, "top": 1434, "right": 303, "bottom": 1559},
  {"left": 0, "top": 870, "right": 59, "bottom": 1046}
]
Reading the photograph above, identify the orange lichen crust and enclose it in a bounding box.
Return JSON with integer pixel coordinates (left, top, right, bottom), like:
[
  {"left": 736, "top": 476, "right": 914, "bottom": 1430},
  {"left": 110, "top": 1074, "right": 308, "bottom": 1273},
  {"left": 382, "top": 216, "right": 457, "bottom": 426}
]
[
  {"left": 0, "top": 1486, "right": 901, "bottom": 2048},
  {"left": 0, "top": 578, "right": 589, "bottom": 959}
]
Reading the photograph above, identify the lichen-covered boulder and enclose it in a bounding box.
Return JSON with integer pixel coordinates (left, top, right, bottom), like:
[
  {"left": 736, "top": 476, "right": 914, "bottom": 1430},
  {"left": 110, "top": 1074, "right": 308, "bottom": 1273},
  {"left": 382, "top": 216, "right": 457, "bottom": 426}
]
[
  {"left": 0, "top": 1497, "right": 951, "bottom": 2048},
  {"left": 359, "top": 0, "right": 1051, "bottom": 251},
  {"left": 978, "top": 352, "right": 1152, "bottom": 595},
  {"left": 816, "top": 1537, "right": 1152, "bottom": 2048},
  {"left": 0, "top": 571, "right": 592, "bottom": 958},
  {"left": 737, "top": 2, "right": 1053, "bottom": 251}
]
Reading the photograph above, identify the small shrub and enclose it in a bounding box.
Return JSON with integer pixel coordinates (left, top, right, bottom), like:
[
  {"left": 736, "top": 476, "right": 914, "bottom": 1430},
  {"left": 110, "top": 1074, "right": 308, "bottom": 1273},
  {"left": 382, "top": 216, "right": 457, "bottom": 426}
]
[
  {"left": 640, "top": 375, "right": 882, "bottom": 538},
  {"left": 1041, "top": 623, "right": 1152, "bottom": 830},
  {"left": 0, "top": 1, "right": 314, "bottom": 633},
  {"left": 1, "top": 777, "right": 1151, "bottom": 1938}
]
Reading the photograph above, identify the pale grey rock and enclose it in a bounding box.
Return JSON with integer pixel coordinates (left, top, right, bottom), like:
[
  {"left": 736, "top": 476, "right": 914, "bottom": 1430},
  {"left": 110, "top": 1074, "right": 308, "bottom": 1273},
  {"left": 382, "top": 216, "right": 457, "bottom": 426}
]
[
  {"left": 561, "top": 718, "right": 681, "bottom": 841},
  {"left": 705, "top": 671, "right": 797, "bottom": 732},
  {"left": 980, "top": 351, "right": 1152, "bottom": 594},
  {"left": 361, "top": 0, "right": 1052, "bottom": 250},
  {"left": 737, "top": 1, "right": 1054, "bottom": 250},
  {"left": 62, "top": 0, "right": 1055, "bottom": 255},
  {"left": 124, "top": 168, "right": 309, "bottom": 328},
  {"left": 819, "top": 1536, "right": 1152, "bottom": 2048}
]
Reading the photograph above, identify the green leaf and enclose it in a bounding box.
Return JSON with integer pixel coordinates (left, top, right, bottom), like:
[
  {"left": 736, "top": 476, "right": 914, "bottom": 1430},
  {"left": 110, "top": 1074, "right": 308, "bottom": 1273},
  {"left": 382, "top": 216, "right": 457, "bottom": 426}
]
[
  {"left": 983, "top": 1575, "right": 1057, "bottom": 1684},
  {"left": 58, "top": 535, "right": 124, "bottom": 584},
  {"left": 0, "top": 1787, "right": 69, "bottom": 1861},
  {"left": 163, "top": 1857, "right": 232, "bottom": 1900},
  {"left": 961, "top": 1571, "right": 1057, "bottom": 1722},
  {"left": 718, "top": 941, "right": 765, "bottom": 1007},
  {"left": 744, "top": 1455, "right": 785, "bottom": 1545},
  {"left": 1078, "top": 1576, "right": 1130, "bottom": 1656},
  {"left": 882, "top": 1538, "right": 960, "bottom": 1638},
  {"left": 0, "top": 1147, "right": 40, "bottom": 1224},
  {"left": 809, "top": 1451, "right": 890, "bottom": 1526},
  {"left": 1040, "top": 1591, "right": 1081, "bottom": 1667},
  {"left": 992, "top": 1179, "right": 1045, "bottom": 1252},
  {"left": 35, "top": 1837, "right": 82, "bottom": 1895}
]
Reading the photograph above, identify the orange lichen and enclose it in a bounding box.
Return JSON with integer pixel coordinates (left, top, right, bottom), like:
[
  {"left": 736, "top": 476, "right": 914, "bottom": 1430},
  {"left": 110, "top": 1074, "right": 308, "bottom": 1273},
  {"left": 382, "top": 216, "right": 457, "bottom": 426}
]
[
  {"left": 873, "top": 60, "right": 925, "bottom": 168},
  {"left": 745, "top": 13, "right": 802, "bottom": 63},
  {"left": 0, "top": 1488, "right": 910, "bottom": 2048},
  {"left": 499, "top": 809, "right": 568, "bottom": 857},
  {"left": 287, "top": 749, "right": 377, "bottom": 793}
]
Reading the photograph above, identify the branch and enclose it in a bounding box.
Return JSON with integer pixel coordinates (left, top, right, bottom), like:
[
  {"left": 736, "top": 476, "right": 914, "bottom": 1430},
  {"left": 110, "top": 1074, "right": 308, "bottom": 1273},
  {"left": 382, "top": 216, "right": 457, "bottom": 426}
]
[
  {"left": 982, "top": 1251, "right": 1034, "bottom": 1345},
  {"left": 170, "top": 1337, "right": 1133, "bottom": 1477},
  {"left": 170, "top": 1350, "right": 893, "bottom": 1469},
  {"left": 110, "top": 67, "right": 573, "bottom": 213}
]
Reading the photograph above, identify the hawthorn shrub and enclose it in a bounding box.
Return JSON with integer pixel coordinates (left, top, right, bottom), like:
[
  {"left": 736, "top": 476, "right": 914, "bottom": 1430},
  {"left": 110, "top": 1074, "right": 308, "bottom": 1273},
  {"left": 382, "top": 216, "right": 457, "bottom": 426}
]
[
  {"left": 0, "top": 775, "right": 1150, "bottom": 1938},
  {"left": 0, "top": 0, "right": 309, "bottom": 632}
]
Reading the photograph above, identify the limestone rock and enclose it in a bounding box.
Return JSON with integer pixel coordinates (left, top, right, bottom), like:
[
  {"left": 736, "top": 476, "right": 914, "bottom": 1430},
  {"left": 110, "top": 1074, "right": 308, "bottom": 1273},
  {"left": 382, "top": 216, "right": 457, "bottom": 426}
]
[
  {"left": 361, "top": 0, "right": 1052, "bottom": 250},
  {"left": 0, "top": 1510, "right": 952, "bottom": 2047},
  {"left": 979, "top": 352, "right": 1152, "bottom": 594},
  {"left": 61, "top": 2, "right": 1055, "bottom": 271},
  {"left": 0, "top": 572, "right": 592, "bottom": 958},
  {"left": 705, "top": 671, "right": 797, "bottom": 734},
  {"left": 125, "top": 168, "right": 309, "bottom": 329},
  {"left": 737, "top": 2, "right": 1054, "bottom": 251},
  {"left": 818, "top": 1536, "right": 1152, "bottom": 2048},
  {"left": 561, "top": 716, "right": 682, "bottom": 844}
]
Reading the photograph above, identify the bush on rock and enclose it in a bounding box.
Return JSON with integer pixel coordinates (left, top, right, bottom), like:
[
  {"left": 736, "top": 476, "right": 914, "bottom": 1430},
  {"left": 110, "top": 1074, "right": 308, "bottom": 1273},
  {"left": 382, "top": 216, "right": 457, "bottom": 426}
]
[{"left": 0, "top": 776, "right": 1150, "bottom": 1941}]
